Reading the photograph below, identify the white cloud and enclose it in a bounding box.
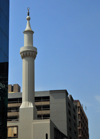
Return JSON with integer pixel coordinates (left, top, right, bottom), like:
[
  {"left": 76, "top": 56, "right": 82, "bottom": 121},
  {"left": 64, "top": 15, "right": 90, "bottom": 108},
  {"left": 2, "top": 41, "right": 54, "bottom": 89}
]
[{"left": 95, "top": 95, "right": 100, "bottom": 103}]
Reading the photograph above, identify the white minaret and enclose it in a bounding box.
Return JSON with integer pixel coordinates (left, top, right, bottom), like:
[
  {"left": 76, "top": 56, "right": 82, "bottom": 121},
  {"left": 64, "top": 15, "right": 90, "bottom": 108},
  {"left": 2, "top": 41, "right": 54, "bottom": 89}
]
[
  {"left": 19, "top": 9, "right": 37, "bottom": 139},
  {"left": 20, "top": 8, "right": 37, "bottom": 108}
]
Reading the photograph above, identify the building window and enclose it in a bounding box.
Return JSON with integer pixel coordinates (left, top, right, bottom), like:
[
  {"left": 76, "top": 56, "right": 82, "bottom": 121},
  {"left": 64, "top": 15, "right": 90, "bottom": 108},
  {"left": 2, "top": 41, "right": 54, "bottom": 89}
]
[
  {"left": 37, "top": 114, "right": 50, "bottom": 119},
  {"left": 35, "top": 97, "right": 41, "bottom": 102},
  {"left": 74, "top": 130, "right": 77, "bottom": 135},
  {"left": 79, "top": 129, "right": 81, "bottom": 135},
  {"left": 7, "top": 116, "right": 19, "bottom": 121},
  {"left": 74, "top": 122, "right": 76, "bottom": 127},
  {"left": 73, "top": 114, "right": 76, "bottom": 120},
  {"left": 36, "top": 105, "right": 50, "bottom": 111},
  {"left": 78, "top": 107, "right": 80, "bottom": 112},
  {"left": 7, "top": 126, "right": 18, "bottom": 138},
  {"left": 78, "top": 121, "right": 81, "bottom": 127},
  {"left": 73, "top": 108, "right": 75, "bottom": 113},
  {"left": 43, "top": 105, "right": 50, "bottom": 110},
  {"left": 68, "top": 102, "right": 71, "bottom": 108},
  {"left": 37, "top": 115, "right": 42, "bottom": 119},
  {"left": 78, "top": 114, "right": 80, "bottom": 119},
  {"left": 36, "top": 105, "right": 41, "bottom": 111},
  {"left": 69, "top": 127, "right": 71, "bottom": 133},
  {"left": 43, "top": 114, "right": 50, "bottom": 119},
  {"left": 42, "top": 97, "right": 50, "bottom": 101},
  {"left": 35, "top": 96, "right": 50, "bottom": 102},
  {"left": 68, "top": 109, "right": 71, "bottom": 116},
  {"left": 8, "top": 98, "right": 22, "bottom": 103},
  {"left": 69, "top": 118, "right": 71, "bottom": 124}
]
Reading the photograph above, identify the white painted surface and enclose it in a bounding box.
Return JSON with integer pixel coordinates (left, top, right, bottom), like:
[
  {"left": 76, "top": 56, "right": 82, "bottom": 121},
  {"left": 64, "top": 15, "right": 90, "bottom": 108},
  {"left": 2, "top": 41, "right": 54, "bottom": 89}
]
[
  {"left": 21, "top": 57, "right": 35, "bottom": 107},
  {"left": 19, "top": 107, "right": 36, "bottom": 139}
]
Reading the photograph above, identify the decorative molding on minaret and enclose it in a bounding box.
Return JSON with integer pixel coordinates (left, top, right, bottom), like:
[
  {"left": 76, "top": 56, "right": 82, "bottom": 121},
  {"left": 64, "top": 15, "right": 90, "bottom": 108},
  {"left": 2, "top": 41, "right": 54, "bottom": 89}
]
[{"left": 20, "top": 51, "right": 37, "bottom": 59}]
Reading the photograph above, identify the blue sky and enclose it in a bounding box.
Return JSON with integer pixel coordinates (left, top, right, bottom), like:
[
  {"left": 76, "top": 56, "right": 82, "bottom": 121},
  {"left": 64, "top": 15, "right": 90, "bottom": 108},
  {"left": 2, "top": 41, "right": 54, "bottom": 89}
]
[{"left": 9, "top": 0, "right": 100, "bottom": 138}]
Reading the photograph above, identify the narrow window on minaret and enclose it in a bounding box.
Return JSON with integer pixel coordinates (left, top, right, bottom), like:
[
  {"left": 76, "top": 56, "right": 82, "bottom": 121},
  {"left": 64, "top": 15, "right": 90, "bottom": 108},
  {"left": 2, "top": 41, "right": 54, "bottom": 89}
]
[{"left": 46, "top": 133, "right": 48, "bottom": 139}]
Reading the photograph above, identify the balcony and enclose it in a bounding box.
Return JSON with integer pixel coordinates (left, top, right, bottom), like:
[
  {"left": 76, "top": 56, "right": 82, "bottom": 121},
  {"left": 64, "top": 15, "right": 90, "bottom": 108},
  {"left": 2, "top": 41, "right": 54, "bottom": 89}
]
[
  {"left": 7, "top": 112, "right": 19, "bottom": 117},
  {"left": 37, "top": 110, "right": 50, "bottom": 115},
  {"left": 35, "top": 101, "right": 50, "bottom": 106},
  {"left": 8, "top": 103, "right": 21, "bottom": 107}
]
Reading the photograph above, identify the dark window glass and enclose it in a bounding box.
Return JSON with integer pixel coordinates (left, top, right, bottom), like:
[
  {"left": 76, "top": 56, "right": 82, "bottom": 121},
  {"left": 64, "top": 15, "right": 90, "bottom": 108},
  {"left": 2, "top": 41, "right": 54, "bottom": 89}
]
[
  {"left": 35, "top": 96, "right": 50, "bottom": 102},
  {"left": 43, "top": 105, "right": 50, "bottom": 110},
  {"left": 0, "top": 0, "right": 9, "bottom": 138},
  {"left": 35, "top": 97, "right": 41, "bottom": 102},
  {"left": 43, "top": 114, "right": 50, "bottom": 119},
  {"left": 37, "top": 115, "right": 42, "bottom": 119},
  {"left": 36, "top": 105, "right": 41, "bottom": 111}
]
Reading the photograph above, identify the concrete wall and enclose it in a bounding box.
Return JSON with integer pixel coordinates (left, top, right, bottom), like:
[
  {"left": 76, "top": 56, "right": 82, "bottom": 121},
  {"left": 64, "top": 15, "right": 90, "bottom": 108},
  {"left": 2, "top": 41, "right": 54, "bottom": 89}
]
[
  {"left": 50, "top": 90, "right": 78, "bottom": 139},
  {"left": 50, "top": 117, "right": 68, "bottom": 139},
  {"left": 50, "top": 90, "right": 68, "bottom": 136},
  {"left": 33, "top": 119, "right": 50, "bottom": 139},
  {"left": 50, "top": 120, "right": 56, "bottom": 139}
]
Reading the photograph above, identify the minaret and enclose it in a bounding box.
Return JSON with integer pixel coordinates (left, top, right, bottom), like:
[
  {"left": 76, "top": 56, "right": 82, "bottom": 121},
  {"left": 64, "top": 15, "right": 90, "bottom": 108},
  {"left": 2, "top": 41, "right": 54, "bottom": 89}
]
[
  {"left": 19, "top": 9, "right": 37, "bottom": 139},
  {"left": 20, "top": 8, "right": 37, "bottom": 108}
]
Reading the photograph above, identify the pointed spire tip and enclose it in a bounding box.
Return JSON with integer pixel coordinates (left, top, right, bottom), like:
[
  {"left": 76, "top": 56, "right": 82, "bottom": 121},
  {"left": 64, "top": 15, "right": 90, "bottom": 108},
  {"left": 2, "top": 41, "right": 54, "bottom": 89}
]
[{"left": 27, "top": 7, "right": 30, "bottom": 16}]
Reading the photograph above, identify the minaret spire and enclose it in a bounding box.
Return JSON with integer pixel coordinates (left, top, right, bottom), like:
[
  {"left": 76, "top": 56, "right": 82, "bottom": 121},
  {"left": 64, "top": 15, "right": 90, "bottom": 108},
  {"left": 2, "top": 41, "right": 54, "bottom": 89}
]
[{"left": 24, "top": 7, "right": 33, "bottom": 32}]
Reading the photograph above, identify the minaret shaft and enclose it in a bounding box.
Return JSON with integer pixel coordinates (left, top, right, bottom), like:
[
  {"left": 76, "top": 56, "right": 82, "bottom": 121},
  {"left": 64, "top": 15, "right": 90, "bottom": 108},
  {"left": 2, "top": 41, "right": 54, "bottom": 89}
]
[{"left": 22, "top": 57, "right": 35, "bottom": 107}]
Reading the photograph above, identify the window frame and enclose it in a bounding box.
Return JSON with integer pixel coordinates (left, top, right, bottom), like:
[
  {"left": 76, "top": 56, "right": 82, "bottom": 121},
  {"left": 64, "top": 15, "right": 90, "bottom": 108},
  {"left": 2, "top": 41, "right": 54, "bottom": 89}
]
[{"left": 7, "top": 126, "right": 18, "bottom": 138}]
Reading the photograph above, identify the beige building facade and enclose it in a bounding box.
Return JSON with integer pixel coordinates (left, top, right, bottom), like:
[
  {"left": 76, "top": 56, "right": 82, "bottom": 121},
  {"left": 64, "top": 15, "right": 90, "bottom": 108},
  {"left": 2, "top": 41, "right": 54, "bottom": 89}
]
[
  {"left": 8, "top": 84, "right": 20, "bottom": 93},
  {"left": 74, "top": 100, "right": 89, "bottom": 139}
]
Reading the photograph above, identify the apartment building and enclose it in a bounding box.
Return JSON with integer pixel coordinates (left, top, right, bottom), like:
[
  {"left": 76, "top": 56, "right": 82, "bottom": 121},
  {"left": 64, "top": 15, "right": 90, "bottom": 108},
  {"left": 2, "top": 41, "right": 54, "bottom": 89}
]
[
  {"left": 8, "top": 84, "right": 20, "bottom": 93},
  {"left": 74, "top": 100, "right": 89, "bottom": 139}
]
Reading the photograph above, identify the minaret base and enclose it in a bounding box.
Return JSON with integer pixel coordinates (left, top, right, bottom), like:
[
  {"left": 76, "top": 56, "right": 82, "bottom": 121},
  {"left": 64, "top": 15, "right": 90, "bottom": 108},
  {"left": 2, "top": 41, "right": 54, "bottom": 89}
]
[
  {"left": 20, "top": 101, "right": 35, "bottom": 108},
  {"left": 19, "top": 106, "right": 37, "bottom": 139}
]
